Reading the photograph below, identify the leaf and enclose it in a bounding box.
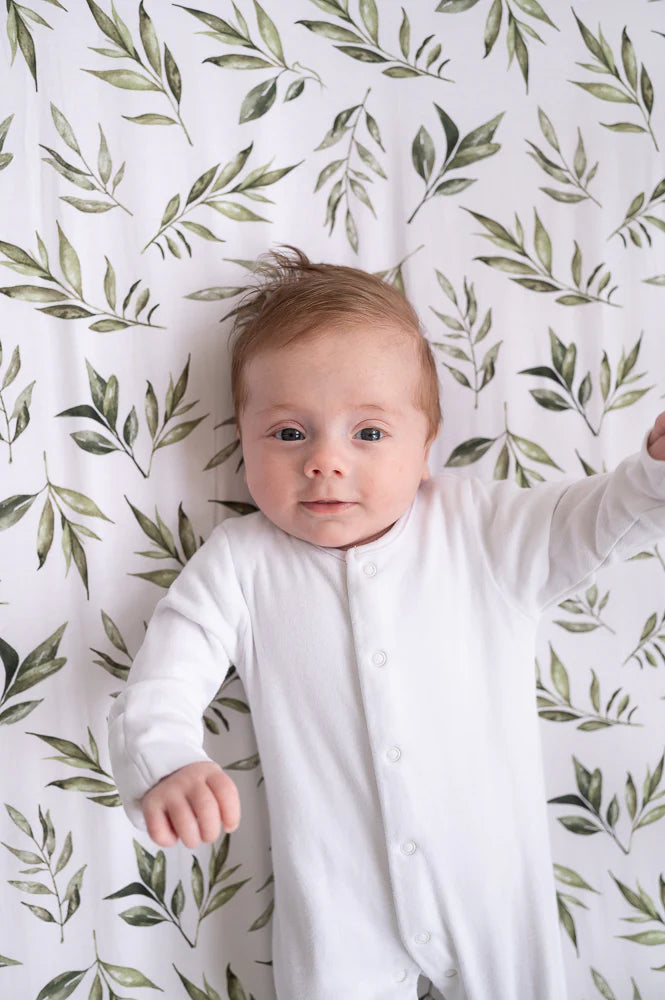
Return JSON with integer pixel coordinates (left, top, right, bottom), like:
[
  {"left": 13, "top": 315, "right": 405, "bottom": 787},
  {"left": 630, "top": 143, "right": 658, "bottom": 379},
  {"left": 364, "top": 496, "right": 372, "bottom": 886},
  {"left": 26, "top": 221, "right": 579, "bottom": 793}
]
[
  {"left": 484, "top": 0, "right": 502, "bottom": 57},
  {"left": 37, "top": 498, "right": 55, "bottom": 568},
  {"left": 160, "top": 194, "right": 180, "bottom": 228},
  {"left": 50, "top": 105, "right": 80, "bottom": 155},
  {"left": 359, "top": 0, "right": 379, "bottom": 44},
  {"left": 164, "top": 44, "right": 182, "bottom": 104},
  {"left": 138, "top": 1, "right": 161, "bottom": 75},
  {"left": 640, "top": 64, "right": 654, "bottom": 115},
  {"left": 446, "top": 437, "right": 495, "bottom": 467},
  {"left": 239, "top": 77, "right": 278, "bottom": 123},
  {"left": 70, "top": 431, "right": 119, "bottom": 455},
  {"left": 123, "top": 113, "right": 176, "bottom": 126},
  {"left": 399, "top": 7, "right": 410, "bottom": 59},
  {"left": 571, "top": 81, "right": 632, "bottom": 103},
  {"left": 533, "top": 209, "right": 552, "bottom": 273},
  {"left": 60, "top": 197, "right": 114, "bottom": 213},
  {"left": 254, "top": 1, "right": 284, "bottom": 61},
  {"left": 56, "top": 224, "right": 82, "bottom": 297},
  {"left": 0, "top": 493, "right": 38, "bottom": 530},
  {"left": 537, "top": 107, "right": 559, "bottom": 151},
  {"left": 52, "top": 485, "right": 110, "bottom": 520},
  {"left": 84, "top": 68, "right": 160, "bottom": 90},
  {"left": 155, "top": 417, "right": 205, "bottom": 450}
]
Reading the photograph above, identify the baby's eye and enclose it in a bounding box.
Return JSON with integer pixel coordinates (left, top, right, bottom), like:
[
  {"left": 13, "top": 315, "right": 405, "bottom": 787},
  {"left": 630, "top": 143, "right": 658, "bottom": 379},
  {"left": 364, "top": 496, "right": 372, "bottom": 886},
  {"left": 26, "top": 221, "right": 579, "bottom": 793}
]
[
  {"left": 355, "top": 427, "right": 384, "bottom": 441},
  {"left": 274, "top": 427, "right": 304, "bottom": 441}
]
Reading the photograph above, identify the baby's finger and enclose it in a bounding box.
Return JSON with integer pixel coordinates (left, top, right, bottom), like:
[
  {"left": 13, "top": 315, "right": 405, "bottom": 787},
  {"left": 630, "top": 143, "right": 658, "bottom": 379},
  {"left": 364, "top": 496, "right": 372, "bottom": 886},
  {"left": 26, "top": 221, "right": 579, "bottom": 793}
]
[
  {"left": 143, "top": 801, "right": 178, "bottom": 848},
  {"left": 186, "top": 782, "right": 223, "bottom": 844},
  {"left": 165, "top": 797, "right": 203, "bottom": 849},
  {"left": 207, "top": 769, "right": 241, "bottom": 832}
]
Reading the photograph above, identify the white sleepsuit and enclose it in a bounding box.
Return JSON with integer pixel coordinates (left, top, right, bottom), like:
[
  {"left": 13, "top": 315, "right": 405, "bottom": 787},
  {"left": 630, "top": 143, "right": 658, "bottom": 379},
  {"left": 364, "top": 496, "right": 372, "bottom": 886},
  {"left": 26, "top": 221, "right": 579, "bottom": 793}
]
[{"left": 109, "top": 436, "right": 665, "bottom": 1000}]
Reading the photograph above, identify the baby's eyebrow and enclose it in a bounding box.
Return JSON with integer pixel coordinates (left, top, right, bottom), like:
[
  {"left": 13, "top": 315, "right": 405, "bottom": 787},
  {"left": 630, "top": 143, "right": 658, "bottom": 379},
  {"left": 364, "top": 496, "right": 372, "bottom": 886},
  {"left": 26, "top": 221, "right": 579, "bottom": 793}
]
[{"left": 258, "top": 403, "right": 394, "bottom": 415}]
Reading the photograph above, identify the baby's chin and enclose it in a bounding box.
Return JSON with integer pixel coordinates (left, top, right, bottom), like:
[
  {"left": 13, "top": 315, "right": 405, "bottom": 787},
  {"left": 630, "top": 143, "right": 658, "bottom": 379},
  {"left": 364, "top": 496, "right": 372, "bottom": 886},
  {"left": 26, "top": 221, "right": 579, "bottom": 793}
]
[{"left": 265, "top": 513, "right": 395, "bottom": 550}]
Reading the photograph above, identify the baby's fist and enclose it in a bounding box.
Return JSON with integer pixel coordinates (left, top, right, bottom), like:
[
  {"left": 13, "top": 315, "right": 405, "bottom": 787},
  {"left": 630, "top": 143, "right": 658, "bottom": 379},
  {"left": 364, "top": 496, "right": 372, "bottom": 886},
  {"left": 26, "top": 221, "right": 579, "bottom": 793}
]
[
  {"left": 647, "top": 411, "right": 665, "bottom": 462},
  {"left": 142, "top": 761, "right": 241, "bottom": 849}
]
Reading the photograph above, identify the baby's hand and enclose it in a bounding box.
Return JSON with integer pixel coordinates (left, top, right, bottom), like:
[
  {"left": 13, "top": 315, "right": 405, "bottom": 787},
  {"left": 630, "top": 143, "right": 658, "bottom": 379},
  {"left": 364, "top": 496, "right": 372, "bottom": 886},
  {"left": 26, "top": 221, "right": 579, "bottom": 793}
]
[
  {"left": 142, "top": 761, "right": 241, "bottom": 849},
  {"left": 648, "top": 412, "right": 665, "bottom": 461}
]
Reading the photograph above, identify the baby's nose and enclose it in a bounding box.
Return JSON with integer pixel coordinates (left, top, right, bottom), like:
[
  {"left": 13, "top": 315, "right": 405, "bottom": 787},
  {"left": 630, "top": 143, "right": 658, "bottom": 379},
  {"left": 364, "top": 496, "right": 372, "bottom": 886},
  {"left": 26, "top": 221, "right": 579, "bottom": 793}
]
[{"left": 303, "top": 440, "right": 347, "bottom": 477}]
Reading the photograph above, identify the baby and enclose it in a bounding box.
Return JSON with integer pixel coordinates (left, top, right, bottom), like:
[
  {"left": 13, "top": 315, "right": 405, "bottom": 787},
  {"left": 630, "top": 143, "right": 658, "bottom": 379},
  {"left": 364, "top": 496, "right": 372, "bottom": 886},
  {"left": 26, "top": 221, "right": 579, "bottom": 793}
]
[{"left": 109, "top": 246, "right": 665, "bottom": 1000}]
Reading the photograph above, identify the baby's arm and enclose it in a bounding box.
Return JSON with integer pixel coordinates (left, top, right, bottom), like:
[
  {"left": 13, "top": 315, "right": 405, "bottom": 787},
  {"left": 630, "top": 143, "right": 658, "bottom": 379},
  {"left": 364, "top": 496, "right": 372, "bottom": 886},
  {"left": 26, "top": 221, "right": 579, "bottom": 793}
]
[
  {"left": 109, "top": 525, "right": 249, "bottom": 836},
  {"left": 473, "top": 415, "right": 665, "bottom": 616},
  {"left": 142, "top": 761, "right": 241, "bottom": 848}
]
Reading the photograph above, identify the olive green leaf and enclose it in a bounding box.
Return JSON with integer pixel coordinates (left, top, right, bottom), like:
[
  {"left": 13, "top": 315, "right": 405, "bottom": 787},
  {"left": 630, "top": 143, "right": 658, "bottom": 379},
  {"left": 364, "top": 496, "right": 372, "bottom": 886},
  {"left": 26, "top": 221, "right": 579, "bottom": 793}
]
[
  {"left": 0, "top": 114, "right": 15, "bottom": 173},
  {"left": 56, "top": 356, "right": 206, "bottom": 476},
  {"left": 519, "top": 330, "right": 651, "bottom": 434},
  {"left": 5, "top": 0, "right": 65, "bottom": 90},
  {"left": 553, "top": 863, "right": 599, "bottom": 955},
  {"left": 437, "top": 0, "right": 557, "bottom": 91},
  {"left": 408, "top": 106, "right": 503, "bottom": 224},
  {"left": 30, "top": 728, "right": 120, "bottom": 807},
  {"left": 177, "top": 2, "right": 322, "bottom": 123},
  {"left": 536, "top": 646, "right": 638, "bottom": 732},
  {"left": 431, "top": 270, "right": 501, "bottom": 408},
  {"left": 0, "top": 452, "right": 111, "bottom": 597},
  {"left": 549, "top": 750, "right": 665, "bottom": 854},
  {"left": 142, "top": 145, "right": 301, "bottom": 257},
  {"left": 298, "top": 0, "right": 451, "bottom": 81},
  {"left": 571, "top": 13, "right": 659, "bottom": 151},
  {"left": 35, "top": 932, "right": 163, "bottom": 999},
  {"left": 555, "top": 582, "right": 614, "bottom": 635},
  {"left": 105, "top": 837, "right": 250, "bottom": 947},
  {"left": 611, "top": 871, "right": 665, "bottom": 968},
  {"left": 0, "top": 340, "right": 36, "bottom": 462},
  {"left": 0, "top": 623, "right": 67, "bottom": 726},
  {"left": 0, "top": 235, "right": 164, "bottom": 330},
  {"left": 644, "top": 274, "right": 665, "bottom": 287},
  {"left": 3, "top": 803, "right": 83, "bottom": 942},
  {"left": 174, "top": 964, "right": 254, "bottom": 1000},
  {"left": 467, "top": 207, "right": 621, "bottom": 306},
  {"left": 608, "top": 177, "right": 665, "bottom": 248},
  {"left": 84, "top": 0, "right": 192, "bottom": 144},
  {"left": 446, "top": 402, "right": 561, "bottom": 486},
  {"left": 312, "top": 88, "right": 386, "bottom": 253},
  {"left": 623, "top": 609, "right": 665, "bottom": 669},
  {"left": 126, "top": 497, "right": 205, "bottom": 588},
  {"left": 41, "top": 104, "right": 132, "bottom": 215},
  {"left": 526, "top": 108, "right": 601, "bottom": 206}
]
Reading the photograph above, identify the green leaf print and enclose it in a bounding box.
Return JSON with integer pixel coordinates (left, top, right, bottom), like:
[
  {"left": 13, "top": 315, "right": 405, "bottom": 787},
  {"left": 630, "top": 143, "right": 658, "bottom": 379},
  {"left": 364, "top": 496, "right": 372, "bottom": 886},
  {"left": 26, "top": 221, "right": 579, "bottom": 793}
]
[
  {"left": 57, "top": 356, "right": 206, "bottom": 477},
  {"left": 0, "top": 340, "right": 35, "bottom": 463},
  {"left": 142, "top": 146, "right": 302, "bottom": 258},
  {"left": 105, "top": 837, "right": 251, "bottom": 947},
  {"left": 0, "top": 623, "right": 67, "bottom": 726},
  {"left": 436, "top": 0, "right": 558, "bottom": 91},
  {"left": 298, "top": 0, "right": 451, "bottom": 81},
  {"left": 313, "top": 88, "right": 386, "bottom": 252},
  {"left": 536, "top": 646, "right": 638, "bottom": 731},
  {"left": 177, "top": 1, "right": 323, "bottom": 122},
  {"left": 41, "top": 105, "right": 132, "bottom": 215},
  {"left": 3, "top": 804, "right": 84, "bottom": 942},
  {"left": 0, "top": 233, "right": 164, "bottom": 330},
  {"left": 467, "top": 207, "right": 621, "bottom": 306},
  {"left": 5, "top": 0, "right": 65, "bottom": 90},
  {"left": 549, "top": 750, "right": 665, "bottom": 854},
  {"left": 519, "top": 330, "right": 652, "bottom": 434},
  {"left": 608, "top": 177, "right": 665, "bottom": 247},
  {"left": 0, "top": 114, "right": 14, "bottom": 173},
  {"left": 571, "top": 13, "right": 659, "bottom": 150},
  {"left": 431, "top": 270, "right": 501, "bottom": 408},
  {"left": 408, "top": 106, "right": 503, "bottom": 223},
  {"left": 526, "top": 108, "right": 601, "bottom": 206},
  {"left": 84, "top": 0, "right": 192, "bottom": 144}
]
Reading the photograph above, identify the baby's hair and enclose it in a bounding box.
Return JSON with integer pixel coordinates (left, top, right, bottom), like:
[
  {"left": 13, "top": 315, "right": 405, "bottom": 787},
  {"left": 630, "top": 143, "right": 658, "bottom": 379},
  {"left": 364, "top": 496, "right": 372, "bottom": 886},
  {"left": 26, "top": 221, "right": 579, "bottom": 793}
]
[{"left": 228, "top": 245, "right": 442, "bottom": 442}]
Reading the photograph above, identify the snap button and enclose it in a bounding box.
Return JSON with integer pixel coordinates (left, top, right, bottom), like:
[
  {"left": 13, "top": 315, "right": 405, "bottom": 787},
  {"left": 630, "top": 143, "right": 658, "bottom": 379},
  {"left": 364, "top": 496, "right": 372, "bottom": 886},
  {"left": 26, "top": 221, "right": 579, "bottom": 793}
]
[
  {"left": 363, "top": 561, "right": 377, "bottom": 576},
  {"left": 400, "top": 840, "right": 416, "bottom": 855},
  {"left": 371, "top": 649, "right": 387, "bottom": 666},
  {"left": 414, "top": 931, "right": 430, "bottom": 944},
  {"left": 386, "top": 746, "right": 401, "bottom": 762},
  {"left": 444, "top": 968, "right": 458, "bottom": 978},
  {"left": 394, "top": 968, "right": 407, "bottom": 983}
]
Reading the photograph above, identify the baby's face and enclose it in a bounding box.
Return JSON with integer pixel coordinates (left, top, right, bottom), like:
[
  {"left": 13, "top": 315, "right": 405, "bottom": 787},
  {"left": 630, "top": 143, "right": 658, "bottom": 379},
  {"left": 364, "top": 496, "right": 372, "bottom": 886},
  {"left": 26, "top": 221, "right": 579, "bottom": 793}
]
[{"left": 238, "top": 323, "right": 434, "bottom": 549}]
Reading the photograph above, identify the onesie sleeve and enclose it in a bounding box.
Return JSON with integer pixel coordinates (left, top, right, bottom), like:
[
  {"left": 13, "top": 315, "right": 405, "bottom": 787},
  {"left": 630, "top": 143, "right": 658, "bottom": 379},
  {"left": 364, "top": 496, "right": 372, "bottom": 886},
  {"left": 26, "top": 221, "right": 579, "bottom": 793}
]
[
  {"left": 107, "top": 523, "right": 249, "bottom": 830},
  {"left": 473, "top": 432, "right": 665, "bottom": 618}
]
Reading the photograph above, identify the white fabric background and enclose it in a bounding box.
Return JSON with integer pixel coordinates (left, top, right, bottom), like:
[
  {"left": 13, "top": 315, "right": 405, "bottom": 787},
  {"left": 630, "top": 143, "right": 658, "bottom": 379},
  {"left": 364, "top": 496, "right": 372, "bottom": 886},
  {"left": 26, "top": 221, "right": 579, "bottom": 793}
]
[{"left": 1, "top": 2, "right": 664, "bottom": 998}]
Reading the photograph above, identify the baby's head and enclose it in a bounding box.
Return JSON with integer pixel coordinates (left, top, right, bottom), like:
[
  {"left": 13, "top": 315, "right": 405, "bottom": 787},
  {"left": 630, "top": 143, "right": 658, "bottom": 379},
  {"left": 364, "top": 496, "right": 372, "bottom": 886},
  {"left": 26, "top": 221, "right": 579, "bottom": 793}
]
[{"left": 229, "top": 246, "right": 442, "bottom": 549}]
